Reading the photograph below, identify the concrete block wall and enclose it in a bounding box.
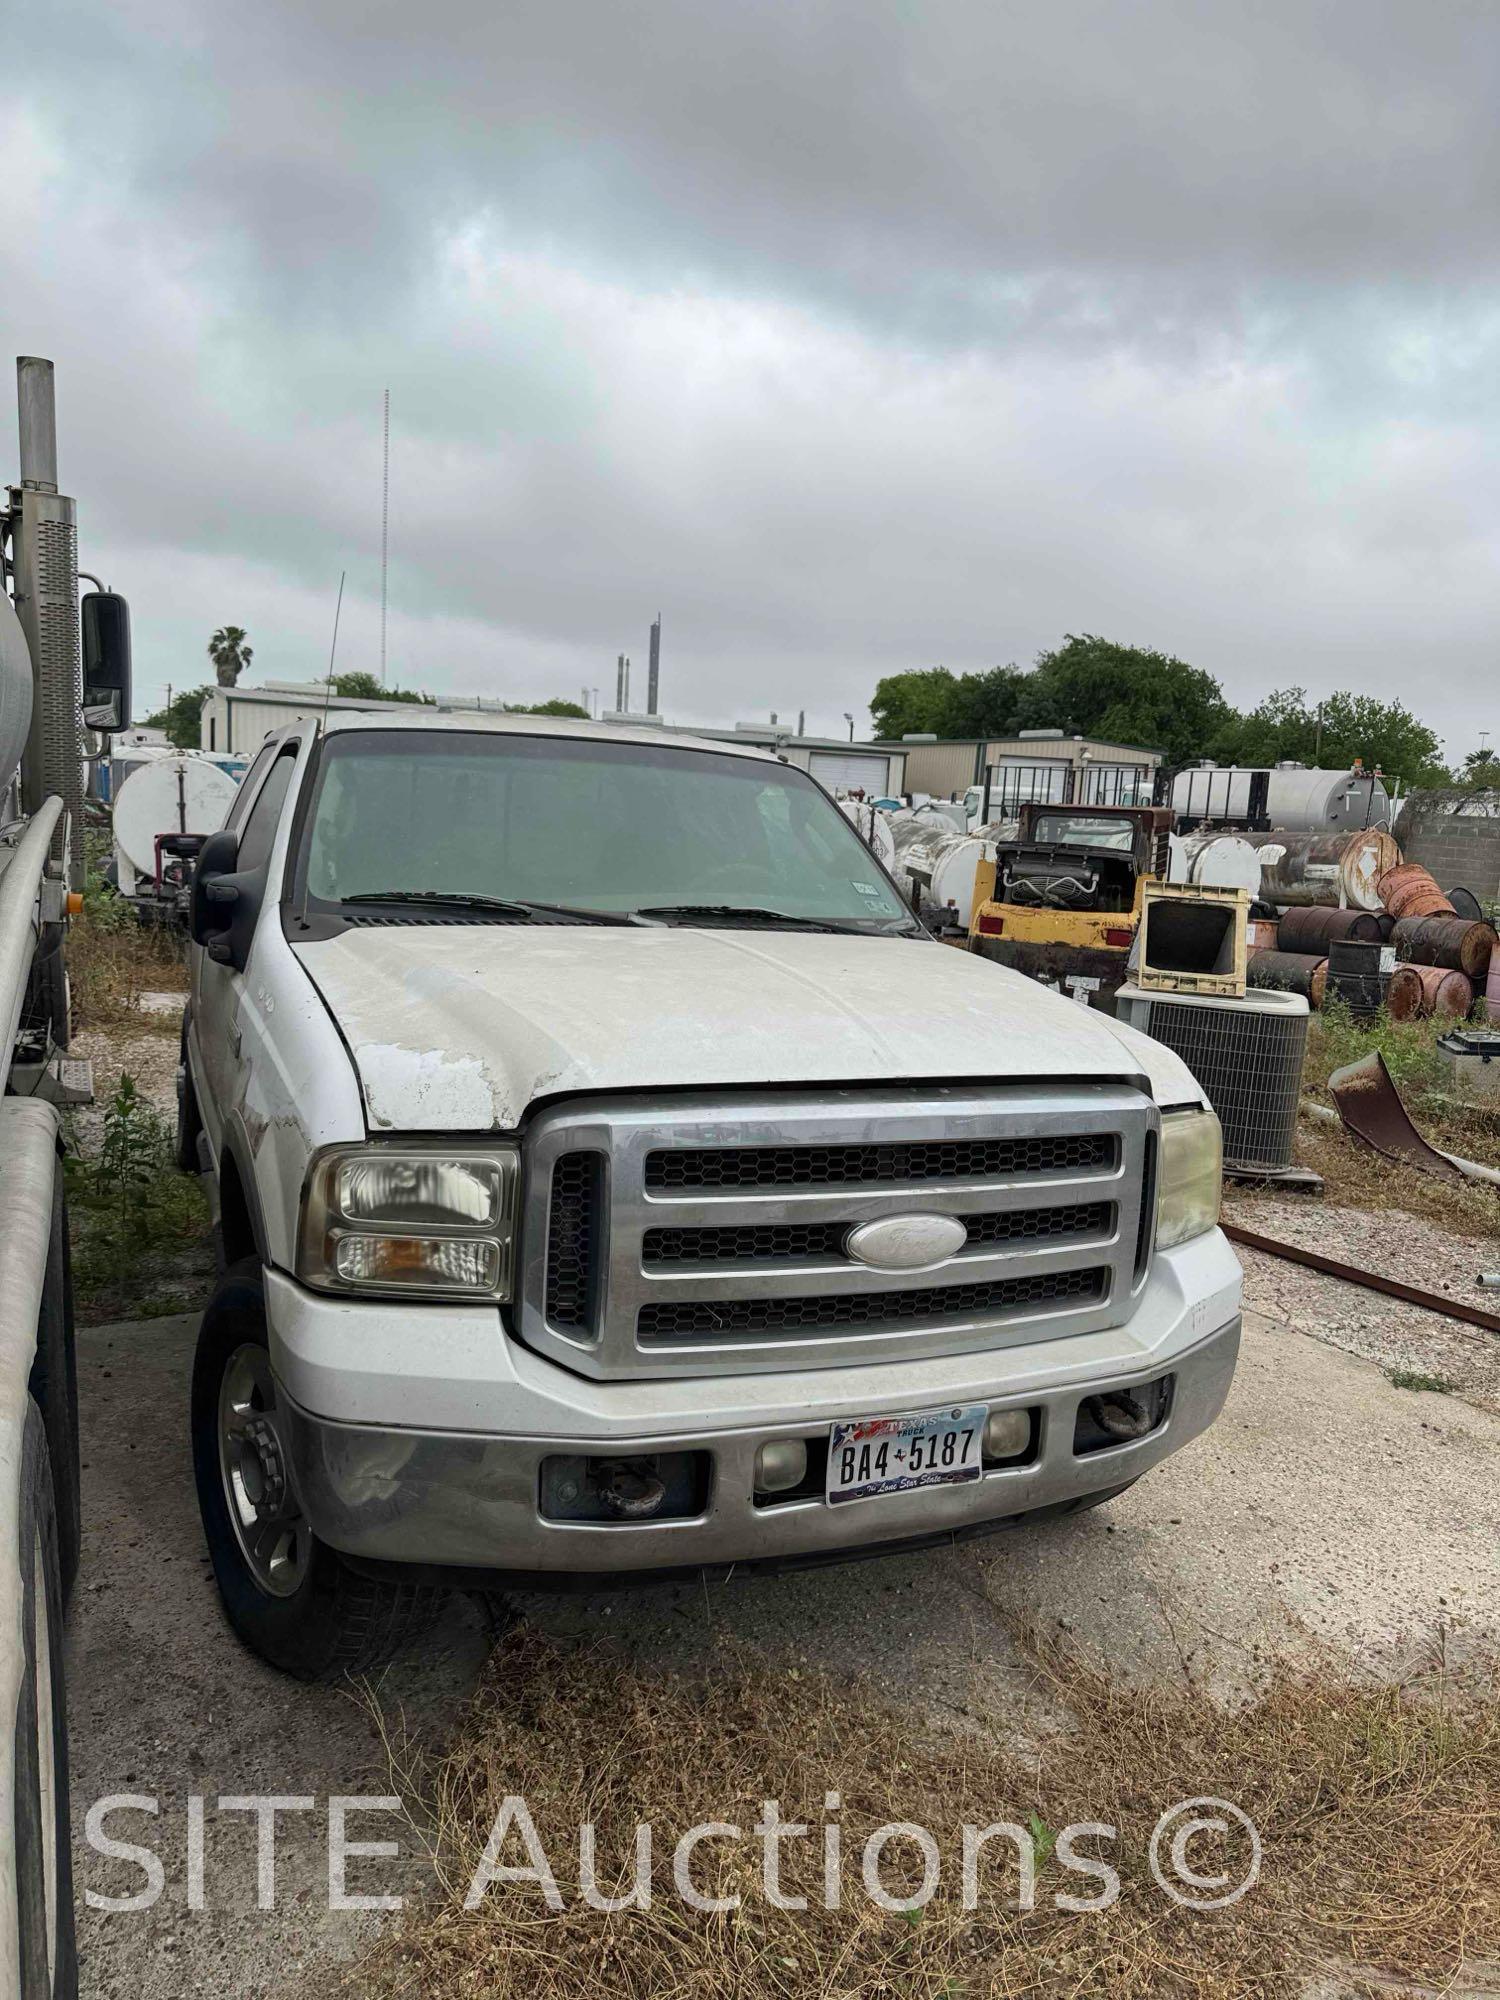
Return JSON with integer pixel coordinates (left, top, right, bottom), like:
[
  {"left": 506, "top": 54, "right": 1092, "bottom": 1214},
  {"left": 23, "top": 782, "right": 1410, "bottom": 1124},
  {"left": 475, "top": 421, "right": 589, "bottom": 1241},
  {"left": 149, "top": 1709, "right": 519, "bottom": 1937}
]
[{"left": 1398, "top": 813, "right": 1500, "bottom": 899}]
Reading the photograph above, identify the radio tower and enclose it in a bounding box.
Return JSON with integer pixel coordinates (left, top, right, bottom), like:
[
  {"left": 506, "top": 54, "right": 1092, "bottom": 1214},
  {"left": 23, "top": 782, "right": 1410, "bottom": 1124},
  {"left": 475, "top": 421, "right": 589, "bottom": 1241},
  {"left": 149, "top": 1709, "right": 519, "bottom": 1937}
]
[{"left": 380, "top": 387, "right": 390, "bottom": 685}]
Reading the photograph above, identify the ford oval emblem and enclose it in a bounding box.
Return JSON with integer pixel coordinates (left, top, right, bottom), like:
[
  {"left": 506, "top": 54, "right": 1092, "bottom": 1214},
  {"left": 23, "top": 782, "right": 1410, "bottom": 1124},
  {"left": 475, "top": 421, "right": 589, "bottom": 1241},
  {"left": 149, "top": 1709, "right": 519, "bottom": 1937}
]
[{"left": 845, "top": 1213, "right": 967, "bottom": 1272}]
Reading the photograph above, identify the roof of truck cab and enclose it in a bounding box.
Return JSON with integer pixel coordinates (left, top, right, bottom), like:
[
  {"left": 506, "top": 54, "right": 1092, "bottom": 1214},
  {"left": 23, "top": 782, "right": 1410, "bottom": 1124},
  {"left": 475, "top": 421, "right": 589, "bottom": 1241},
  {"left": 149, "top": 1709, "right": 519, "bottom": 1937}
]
[{"left": 312, "top": 709, "right": 777, "bottom": 760}]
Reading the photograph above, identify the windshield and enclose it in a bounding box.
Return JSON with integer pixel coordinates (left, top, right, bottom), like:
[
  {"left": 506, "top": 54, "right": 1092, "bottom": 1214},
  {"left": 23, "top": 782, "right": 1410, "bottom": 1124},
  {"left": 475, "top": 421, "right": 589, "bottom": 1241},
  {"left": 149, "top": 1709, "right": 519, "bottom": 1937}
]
[
  {"left": 292, "top": 730, "right": 914, "bottom": 928},
  {"left": 1029, "top": 813, "right": 1140, "bottom": 853}
]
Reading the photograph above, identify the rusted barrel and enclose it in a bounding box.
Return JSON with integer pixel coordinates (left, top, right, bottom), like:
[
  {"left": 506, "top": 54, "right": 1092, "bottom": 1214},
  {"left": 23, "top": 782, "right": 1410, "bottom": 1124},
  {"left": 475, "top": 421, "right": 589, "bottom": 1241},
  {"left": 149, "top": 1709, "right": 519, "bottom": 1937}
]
[
  {"left": 1377, "top": 863, "right": 1455, "bottom": 920},
  {"left": 1390, "top": 915, "right": 1496, "bottom": 979},
  {"left": 1244, "top": 828, "right": 1400, "bottom": 910},
  {"left": 1385, "top": 966, "right": 1425, "bottom": 1021},
  {"left": 1402, "top": 963, "right": 1473, "bottom": 1019},
  {"left": 1248, "top": 948, "right": 1327, "bottom": 1003},
  {"left": 1276, "top": 905, "right": 1383, "bottom": 951},
  {"left": 1246, "top": 918, "right": 1279, "bottom": 951}
]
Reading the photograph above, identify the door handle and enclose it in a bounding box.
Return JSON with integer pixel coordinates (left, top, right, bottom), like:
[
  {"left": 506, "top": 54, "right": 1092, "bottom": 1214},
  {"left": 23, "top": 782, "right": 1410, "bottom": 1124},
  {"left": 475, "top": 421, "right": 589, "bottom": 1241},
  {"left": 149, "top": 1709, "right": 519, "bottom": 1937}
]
[{"left": 228, "top": 1020, "right": 243, "bottom": 1058}]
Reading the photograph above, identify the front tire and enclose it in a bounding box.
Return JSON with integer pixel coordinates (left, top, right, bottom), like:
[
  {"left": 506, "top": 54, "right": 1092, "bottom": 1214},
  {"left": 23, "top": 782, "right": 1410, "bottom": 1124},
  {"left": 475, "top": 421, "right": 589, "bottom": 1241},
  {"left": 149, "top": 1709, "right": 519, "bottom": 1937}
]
[{"left": 190, "top": 1259, "right": 445, "bottom": 1681}]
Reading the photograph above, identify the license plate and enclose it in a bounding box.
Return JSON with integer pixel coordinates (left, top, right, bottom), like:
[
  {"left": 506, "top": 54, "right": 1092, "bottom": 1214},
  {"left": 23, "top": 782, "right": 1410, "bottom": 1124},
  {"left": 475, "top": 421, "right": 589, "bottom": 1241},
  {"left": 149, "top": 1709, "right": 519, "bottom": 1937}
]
[{"left": 827, "top": 1405, "right": 987, "bottom": 1504}]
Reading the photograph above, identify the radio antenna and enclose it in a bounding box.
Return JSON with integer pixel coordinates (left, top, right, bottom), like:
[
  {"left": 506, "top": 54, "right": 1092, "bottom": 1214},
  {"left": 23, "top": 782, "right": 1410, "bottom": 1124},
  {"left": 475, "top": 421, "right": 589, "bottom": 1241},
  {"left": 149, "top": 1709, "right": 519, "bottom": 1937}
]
[
  {"left": 379, "top": 388, "right": 390, "bottom": 685},
  {"left": 319, "top": 569, "right": 346, "bottom": 734},
  {"left": 299, "top": 569, "right": 347, "bottom": 932}
]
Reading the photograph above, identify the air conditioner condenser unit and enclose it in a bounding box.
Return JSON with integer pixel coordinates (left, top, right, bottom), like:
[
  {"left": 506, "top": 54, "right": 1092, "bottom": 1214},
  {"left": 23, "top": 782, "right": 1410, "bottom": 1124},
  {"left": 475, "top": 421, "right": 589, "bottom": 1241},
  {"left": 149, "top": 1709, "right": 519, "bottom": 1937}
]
[{"left": 1115, "top": 982, "right": 1309, "bottom": 1174}]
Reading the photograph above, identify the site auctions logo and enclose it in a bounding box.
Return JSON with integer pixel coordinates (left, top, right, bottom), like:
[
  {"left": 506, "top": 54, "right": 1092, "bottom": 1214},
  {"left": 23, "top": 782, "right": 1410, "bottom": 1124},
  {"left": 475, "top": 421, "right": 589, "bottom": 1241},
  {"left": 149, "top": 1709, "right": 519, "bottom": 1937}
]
[{"left": 83, "top": 1792, "right": 1262, "bottom": 1916}]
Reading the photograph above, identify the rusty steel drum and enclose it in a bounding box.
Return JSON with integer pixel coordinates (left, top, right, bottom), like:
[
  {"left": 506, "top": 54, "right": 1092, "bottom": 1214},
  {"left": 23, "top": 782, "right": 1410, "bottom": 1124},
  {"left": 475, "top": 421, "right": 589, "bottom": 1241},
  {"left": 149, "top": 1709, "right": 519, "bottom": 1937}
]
[
  {"left": 1248, "top": 948, "right": 1327, "bottom": 1003},
  {"left": 1403, "top": 963, "right": 1474, "bottom": 1019},
  {"left": 1245, "top": 828, "right": 1400, "bottom": 910},
  {"left": 1377, "top": 863, "right": 1455, "bottom": 920},
  {"left": 1390, "top": 915, "right": 1496, "bottom": 979},
  {"left": 1384, "top": 966, "right": 1426, "bottom": 1021},
  {"left": 1276, "top": 905, "right": 1383, "bottom": 950}
]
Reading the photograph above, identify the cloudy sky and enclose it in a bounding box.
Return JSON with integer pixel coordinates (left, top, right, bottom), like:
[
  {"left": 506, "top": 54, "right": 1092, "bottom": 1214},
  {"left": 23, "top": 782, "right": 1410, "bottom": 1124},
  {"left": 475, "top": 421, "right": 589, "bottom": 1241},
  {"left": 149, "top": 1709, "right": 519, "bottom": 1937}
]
[{"left": 4, "top": 0, "right": 1498, "bottom": 752}]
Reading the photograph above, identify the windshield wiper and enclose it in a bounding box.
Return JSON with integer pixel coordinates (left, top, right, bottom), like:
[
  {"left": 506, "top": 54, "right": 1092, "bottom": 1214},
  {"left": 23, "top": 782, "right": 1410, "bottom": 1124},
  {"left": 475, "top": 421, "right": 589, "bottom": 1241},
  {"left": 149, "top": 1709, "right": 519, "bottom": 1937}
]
[
  {"left": 633, "top": 903, "right": 911, "bottom": 935},
  {"left": 341, "top": 891, "right": 641, "bottom": 925}
]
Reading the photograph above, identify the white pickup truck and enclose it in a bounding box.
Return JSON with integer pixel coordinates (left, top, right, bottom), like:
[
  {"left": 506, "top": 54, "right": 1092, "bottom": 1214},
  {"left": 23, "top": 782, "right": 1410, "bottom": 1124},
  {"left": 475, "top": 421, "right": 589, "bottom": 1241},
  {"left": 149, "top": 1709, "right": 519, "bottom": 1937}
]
[{"left": 180, "top": 711, "right": 1242, "bottom": 1680}]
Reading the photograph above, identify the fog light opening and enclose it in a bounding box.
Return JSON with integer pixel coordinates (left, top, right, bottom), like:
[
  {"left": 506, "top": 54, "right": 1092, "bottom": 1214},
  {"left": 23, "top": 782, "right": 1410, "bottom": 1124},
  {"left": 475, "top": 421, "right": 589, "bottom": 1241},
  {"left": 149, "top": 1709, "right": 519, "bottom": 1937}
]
[
  {"left": 983, "top": 1409, "right": 1031, "bottom": 1463},
  {"left": 593, "top": 1459, "right": 667, "bottom": 1519},
  {"left": 754, "top": 1439, "right": 808, "bottom": 1494}
]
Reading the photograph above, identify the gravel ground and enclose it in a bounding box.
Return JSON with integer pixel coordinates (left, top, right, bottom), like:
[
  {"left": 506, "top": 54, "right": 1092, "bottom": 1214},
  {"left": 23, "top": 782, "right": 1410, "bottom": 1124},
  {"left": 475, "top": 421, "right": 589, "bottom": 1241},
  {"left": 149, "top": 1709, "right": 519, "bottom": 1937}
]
[
  {"left": 1227, "top": 1190, "right": 1500, "bottom": 1410},
  {"left": 70, "top": 1021, "right": 182, "bottom": 1147}
]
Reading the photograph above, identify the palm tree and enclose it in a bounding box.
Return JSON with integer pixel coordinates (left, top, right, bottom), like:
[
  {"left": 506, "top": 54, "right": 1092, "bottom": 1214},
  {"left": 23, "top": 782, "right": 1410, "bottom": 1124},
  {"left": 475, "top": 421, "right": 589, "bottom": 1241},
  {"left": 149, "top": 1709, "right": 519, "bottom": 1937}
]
[{"left": 208, "top": 626, "right": 253, "bottom": 688}]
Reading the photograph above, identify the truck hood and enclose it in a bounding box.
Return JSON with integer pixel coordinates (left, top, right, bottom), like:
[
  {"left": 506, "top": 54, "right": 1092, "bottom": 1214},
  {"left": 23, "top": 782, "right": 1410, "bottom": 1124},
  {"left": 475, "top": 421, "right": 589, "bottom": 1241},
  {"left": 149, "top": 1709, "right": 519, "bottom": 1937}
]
[{"left": 293, "top": 927, "right": 1205, "bottom": 1133}]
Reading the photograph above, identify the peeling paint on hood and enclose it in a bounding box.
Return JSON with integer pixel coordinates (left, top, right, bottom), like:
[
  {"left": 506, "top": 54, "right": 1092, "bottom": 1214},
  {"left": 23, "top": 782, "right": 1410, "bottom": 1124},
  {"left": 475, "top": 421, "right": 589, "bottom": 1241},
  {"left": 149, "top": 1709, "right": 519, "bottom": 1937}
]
[{"left": 293, "top": 927, "right": 1205, "bottom": 1132}]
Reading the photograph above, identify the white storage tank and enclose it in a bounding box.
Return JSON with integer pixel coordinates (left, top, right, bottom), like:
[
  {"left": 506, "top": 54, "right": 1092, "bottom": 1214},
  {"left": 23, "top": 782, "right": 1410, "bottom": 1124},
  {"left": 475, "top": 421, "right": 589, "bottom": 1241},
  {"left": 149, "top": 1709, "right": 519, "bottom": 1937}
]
[
  {"left": 838, "top": 797, "right": 898, "bottom": 872},
  {"left": 1171, "top": 764, "right": 1391, "bottom": 832},
  {"left": 1167, "top": 831, "right": 1265, "bottom": 900},
  {"left": 112, "top": 753, "right": 238, "bottom": 899}
]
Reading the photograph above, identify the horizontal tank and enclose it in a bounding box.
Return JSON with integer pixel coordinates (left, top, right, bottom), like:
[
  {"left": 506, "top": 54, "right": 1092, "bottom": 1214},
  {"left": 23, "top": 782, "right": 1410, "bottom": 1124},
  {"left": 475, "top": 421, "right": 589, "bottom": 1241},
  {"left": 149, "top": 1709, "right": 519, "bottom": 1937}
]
[
  {"left": 1167, "top": 831, "right": 1263, "bottom": 899},
  {"left": 112, "top": 754, "right": 238, "bottom": 889},
  {"left": 1172, "top": 765, "right": 1391, "bottom": 833},
  {"left": 1242, "top": 828, "right": 1400, "bottom": 911},
  {"left": 0, "top": 589, "right": 33, "bottom": 798}
]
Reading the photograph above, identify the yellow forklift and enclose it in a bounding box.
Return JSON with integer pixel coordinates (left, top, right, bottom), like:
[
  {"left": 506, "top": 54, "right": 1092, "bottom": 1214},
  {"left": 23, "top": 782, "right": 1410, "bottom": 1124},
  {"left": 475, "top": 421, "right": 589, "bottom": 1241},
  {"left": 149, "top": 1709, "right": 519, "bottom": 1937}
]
[{"left": 967, "top": 801, "right": 1175, "bottom": 1011}]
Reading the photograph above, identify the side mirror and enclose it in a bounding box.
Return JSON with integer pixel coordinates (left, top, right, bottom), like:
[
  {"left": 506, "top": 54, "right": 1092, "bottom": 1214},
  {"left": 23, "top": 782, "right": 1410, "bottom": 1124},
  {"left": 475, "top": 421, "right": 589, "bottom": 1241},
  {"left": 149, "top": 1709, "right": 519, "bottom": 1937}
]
[
  {"left": 189, "top": 827, "right": 256, "bottom": 971},
  {"left": 81, "top": 591, "right": 132, "bottom": 733}
]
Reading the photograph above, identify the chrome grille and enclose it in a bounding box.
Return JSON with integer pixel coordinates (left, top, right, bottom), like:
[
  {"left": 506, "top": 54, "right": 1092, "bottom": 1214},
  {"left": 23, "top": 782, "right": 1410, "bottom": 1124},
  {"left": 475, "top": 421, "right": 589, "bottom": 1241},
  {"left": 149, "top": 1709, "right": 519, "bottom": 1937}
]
[
  {"left": 643, "top": 1199, "right": 1114, "bottom": 1266},
  {"left": 544, "top": 1152, "right": 604, "bottom": 1331},
  {"left": 638, "top": 1267, "right": 1108, "bottom": 1343},
  {"left": 522, "top": 1087, "right": 1156, "bottom": 1380},
  {"left": 645, "top": 1131, "right": 1114, "bottom": 1191}
]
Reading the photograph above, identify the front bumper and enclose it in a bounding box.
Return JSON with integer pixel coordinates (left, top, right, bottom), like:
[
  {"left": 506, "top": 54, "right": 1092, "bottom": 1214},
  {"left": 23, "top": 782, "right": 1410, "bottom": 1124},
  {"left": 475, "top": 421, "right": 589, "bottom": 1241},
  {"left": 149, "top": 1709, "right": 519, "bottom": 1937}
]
[{"left": 267, "top": 1230, "right": 1243, "bottom": 1579}]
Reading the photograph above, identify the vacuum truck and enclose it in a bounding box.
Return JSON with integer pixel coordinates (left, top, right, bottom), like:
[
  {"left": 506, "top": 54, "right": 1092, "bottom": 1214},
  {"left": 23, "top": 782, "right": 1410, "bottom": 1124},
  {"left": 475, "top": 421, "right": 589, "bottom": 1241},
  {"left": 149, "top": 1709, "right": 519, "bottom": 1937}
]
[{"left": 1, "top": 355, "right": 132, "bottom": 1998}]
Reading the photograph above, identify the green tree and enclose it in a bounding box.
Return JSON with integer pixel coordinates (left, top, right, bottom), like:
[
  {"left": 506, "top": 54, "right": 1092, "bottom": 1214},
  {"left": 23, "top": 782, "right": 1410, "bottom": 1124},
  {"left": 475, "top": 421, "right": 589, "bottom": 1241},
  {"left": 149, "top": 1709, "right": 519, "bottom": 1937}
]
[
  {"left": 942, "top": 664, "right": 1028, "bottom": 738},
  {"left": 501, "top": 698, "right": 590, "bottom": 718},
  {"left": 1018, "top": 634, "right": 1237, "bottom": 766},
  {"left": 207, "top": 625, "right": 253, "bottom": 688},
  {"left": 143, "top": 685, "right": 212, "bottom": 749},
  {"left": 328, "top": 670, "right": 433, "bottom": 705},
  {"left": 1219, "top": 687, "right": 1447, "bottom": 787},
  {"left": 869, "top": 668, "right": 962, "bottom": 740},
  {"left": 1459, "top": 745, "right": 1499, "bottom": 789}
]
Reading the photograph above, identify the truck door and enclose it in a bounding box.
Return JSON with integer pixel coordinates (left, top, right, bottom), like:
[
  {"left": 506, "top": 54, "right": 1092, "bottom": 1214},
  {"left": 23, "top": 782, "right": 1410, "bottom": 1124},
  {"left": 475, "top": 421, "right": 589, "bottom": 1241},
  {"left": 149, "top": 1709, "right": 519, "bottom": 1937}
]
[{"left": 190, "top": 741, "right": 299, "bottom": 1154}]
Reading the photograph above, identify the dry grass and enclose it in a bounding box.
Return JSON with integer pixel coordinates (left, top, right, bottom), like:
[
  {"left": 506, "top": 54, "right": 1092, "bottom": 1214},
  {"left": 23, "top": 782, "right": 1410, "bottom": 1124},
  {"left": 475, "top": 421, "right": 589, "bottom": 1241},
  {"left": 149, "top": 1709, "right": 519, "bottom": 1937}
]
[
  {"left": 1284, "top": 1007, "right": 1500, "bottom": 1232},
  {"left": 1286, "top": 1115, "right": 1500, "bottom": 1235},
  {"left": 360, "top": 1625, "right": 1500, "bottom": 2000},
  {"left": 67, "top": 901, "right": 186, "bottom": 1034}
]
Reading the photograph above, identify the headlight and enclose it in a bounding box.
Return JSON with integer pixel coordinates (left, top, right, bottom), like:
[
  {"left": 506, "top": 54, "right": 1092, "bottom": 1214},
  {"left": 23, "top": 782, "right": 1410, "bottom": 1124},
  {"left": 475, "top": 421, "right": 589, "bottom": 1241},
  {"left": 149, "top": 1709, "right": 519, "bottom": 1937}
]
[
  {"left": 1156, "top": 1108, "right": 1222, "bottom": 1251},
  {"left": 298, "top": 1144, "right": 520, "bottom": 1299}
]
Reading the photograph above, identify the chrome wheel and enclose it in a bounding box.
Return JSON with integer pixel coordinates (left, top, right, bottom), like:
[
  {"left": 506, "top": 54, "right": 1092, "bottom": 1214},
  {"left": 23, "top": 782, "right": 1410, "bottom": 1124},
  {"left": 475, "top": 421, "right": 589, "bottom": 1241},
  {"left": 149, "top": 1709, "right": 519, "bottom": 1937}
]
[{"left": 218, "top": 1344, "right": 310, "bottom": 1598}]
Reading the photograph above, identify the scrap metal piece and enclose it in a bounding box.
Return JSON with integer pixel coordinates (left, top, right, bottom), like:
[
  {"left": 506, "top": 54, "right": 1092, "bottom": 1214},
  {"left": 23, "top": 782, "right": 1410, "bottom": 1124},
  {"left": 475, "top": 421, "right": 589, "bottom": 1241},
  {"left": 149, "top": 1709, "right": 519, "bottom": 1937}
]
[
  {"left": 1326, "top": 1049, "right": 1465, "bottom": 1185},
  {"left": 1222, "top": 1223, "right": 1500, "bottom": 1336}
]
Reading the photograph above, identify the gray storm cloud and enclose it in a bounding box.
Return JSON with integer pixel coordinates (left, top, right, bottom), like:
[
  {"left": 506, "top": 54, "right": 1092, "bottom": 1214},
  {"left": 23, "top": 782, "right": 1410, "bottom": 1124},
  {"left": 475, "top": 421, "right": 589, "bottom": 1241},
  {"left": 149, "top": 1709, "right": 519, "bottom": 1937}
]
[{"left": 3, "top": 0, "right": 1497, "bottom": 749}]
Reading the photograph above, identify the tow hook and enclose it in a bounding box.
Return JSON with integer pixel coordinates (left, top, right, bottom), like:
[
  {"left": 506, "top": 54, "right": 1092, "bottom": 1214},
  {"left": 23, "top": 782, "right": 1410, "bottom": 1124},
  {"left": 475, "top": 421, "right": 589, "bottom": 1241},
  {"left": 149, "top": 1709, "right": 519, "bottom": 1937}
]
[
  {"left": 593, "top": 1458, "right": 667, "bottom": 1519},
  {"left": 1082, "top": 1390, "right": 1154, "bottom": 1442}
]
